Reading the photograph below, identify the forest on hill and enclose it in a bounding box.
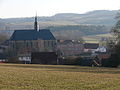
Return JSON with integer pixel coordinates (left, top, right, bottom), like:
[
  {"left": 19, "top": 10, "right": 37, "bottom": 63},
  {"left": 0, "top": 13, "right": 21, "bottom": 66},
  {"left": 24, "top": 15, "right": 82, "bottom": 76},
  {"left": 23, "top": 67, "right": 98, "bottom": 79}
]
[
  {"left": 0, "top": 10, "right": 117, "bottom": 39},
  {"left": 47, "top": 25, "right": 110, "bottom": 40}
]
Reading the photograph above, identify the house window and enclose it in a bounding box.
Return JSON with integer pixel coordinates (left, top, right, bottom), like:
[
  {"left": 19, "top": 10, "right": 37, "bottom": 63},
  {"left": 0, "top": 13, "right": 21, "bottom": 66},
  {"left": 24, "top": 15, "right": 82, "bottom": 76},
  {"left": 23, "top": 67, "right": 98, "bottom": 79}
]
[
  {"left": 44, "top": 41, "right": 46, "bottom": 47},
  {"left": 52, "top": 41, "right": 55, "bottom": 47},
  {"left": 48, "top": 41, "right": 52, "bottom": 47},
  {"left": 30, "top": 41, "right": 32, "bottom": 47},
  {"left": 12, "top": 42, "right": 15, "bottom": 48}
]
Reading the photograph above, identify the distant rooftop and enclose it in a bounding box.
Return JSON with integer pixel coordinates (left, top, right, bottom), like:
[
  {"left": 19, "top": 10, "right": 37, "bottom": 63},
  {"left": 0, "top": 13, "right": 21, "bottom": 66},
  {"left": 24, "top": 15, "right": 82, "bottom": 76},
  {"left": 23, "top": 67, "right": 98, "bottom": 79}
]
[{"left": 84, "top": 43, "right": 99, "bottom": 49}]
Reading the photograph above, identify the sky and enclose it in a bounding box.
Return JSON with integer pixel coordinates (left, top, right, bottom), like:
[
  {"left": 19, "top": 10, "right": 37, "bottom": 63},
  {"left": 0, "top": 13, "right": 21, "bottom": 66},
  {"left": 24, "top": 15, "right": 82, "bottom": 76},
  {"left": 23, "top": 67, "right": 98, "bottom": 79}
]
[{"left": 0, "top": 0, "right": 120, "bottom": 18}]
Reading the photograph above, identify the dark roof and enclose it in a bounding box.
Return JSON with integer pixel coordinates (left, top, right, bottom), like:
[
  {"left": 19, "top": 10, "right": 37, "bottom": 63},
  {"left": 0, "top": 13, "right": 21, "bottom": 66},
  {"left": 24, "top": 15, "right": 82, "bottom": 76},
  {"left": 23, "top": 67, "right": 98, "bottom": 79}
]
[
  {"left": 84, "top": 43, "right": 99, "bottom": 49},
  {"left": 10, "top": 29, "right": 55, "bottom": 40}
]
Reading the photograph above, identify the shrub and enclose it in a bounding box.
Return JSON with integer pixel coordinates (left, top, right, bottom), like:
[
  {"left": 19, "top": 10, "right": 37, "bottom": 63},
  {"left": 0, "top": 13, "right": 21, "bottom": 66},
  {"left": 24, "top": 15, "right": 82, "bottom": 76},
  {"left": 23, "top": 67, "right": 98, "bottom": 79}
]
[{"left": 103, "top": 54, "right": 120, "bottom": 68}]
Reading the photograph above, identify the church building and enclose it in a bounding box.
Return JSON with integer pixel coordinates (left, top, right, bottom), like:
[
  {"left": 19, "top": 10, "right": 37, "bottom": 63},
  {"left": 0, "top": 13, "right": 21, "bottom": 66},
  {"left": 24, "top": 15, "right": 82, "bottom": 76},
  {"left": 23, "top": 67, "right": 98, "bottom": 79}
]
[{"left": 8, "top": 15, "right": 57, "bottom": 63}]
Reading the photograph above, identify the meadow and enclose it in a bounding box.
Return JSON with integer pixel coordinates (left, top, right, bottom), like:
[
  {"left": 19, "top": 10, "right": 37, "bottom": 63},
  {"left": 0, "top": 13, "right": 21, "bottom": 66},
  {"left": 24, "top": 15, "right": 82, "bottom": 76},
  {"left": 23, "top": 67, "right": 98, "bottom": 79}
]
[
  {"left": 0, "top": 64, "right": 120, "bottom": 90},
  {"left": 83, "top": 33, "right": 111, "bottom": 43}
]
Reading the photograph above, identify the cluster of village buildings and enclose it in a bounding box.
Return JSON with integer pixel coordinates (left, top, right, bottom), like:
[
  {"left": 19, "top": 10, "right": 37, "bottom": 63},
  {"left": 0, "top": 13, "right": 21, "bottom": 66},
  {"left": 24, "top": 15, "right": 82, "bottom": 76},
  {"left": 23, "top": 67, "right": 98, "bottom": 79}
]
[{"left": 0, "top": 16, "right": 110, "bottom": 65}]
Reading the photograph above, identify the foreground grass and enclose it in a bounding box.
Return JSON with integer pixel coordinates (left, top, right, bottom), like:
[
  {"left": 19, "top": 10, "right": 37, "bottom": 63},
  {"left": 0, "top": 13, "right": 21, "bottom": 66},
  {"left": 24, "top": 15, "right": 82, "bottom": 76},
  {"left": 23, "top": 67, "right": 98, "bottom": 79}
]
[{"left": 0, "top": 64, "right": 120, "bottom": 90}]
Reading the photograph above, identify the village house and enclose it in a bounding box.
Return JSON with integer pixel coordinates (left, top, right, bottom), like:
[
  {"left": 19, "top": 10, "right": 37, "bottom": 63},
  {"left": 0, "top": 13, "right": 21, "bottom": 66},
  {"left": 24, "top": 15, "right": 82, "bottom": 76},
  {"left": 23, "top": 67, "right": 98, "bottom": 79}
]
[
  {"left": 0, "top": 53, "right": 7, "bottom": 62},
  {"left": 0, "top": 39, "right": 9, "bottom": 62},
  {"left": 57, "top": 40, "right": 84, "bottom": 57},
  {"left": 84, "top": 43, "right": 99, "bottom": 53}
]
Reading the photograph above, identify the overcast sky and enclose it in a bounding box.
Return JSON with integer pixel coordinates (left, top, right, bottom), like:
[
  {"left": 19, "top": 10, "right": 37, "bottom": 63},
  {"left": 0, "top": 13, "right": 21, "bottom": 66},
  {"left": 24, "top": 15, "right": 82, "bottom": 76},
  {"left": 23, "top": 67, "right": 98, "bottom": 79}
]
[{"left": 0, "top": 0, "right": 120, "bottom": 18}]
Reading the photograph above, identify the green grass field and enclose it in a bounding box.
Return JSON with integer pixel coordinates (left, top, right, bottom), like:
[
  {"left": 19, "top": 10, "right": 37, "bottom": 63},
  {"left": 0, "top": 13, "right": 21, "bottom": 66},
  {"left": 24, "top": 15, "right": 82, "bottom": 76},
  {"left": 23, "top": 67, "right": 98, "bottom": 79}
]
[
  {"left": 83, "top": 33, "right": 112, "bottom": 43},
  {"left": 0, "top": 64, "right": 120, "bottom": 90}
]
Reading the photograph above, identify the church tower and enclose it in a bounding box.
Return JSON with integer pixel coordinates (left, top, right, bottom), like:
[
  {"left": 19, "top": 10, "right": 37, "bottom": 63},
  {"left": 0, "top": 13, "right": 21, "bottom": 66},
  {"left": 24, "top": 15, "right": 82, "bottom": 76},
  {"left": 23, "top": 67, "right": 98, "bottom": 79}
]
[{"left": 34, "top": 14, "right": 38, "bottom": 30}]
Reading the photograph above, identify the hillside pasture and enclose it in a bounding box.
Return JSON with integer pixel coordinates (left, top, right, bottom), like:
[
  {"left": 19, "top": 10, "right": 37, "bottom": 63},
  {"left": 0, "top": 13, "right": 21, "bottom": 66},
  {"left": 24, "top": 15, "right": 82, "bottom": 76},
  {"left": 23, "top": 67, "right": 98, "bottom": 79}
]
[
  {"left": 0, "top": 64, "right": 120, "bottom": 90},
  {"left": 83, "top": 33, "right": 112, "bottom": 43}
]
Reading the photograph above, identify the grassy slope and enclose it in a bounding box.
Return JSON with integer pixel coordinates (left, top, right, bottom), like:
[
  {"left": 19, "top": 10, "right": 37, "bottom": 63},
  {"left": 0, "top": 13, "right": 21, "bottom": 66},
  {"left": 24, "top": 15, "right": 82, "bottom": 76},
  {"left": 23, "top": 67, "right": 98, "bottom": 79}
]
[
  {"left": 0, "top": 64, "right": 120, "bottom": 90},
  {"left": 83, "top": 33, "right": 112, "bottom": 43}
]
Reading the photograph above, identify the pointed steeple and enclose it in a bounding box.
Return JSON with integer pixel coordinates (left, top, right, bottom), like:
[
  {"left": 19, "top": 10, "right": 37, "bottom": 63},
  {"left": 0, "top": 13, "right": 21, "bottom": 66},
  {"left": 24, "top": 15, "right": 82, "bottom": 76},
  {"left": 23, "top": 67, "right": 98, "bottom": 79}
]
[{"left": 34, "top": 13, "right": 38, "bottom": 31}]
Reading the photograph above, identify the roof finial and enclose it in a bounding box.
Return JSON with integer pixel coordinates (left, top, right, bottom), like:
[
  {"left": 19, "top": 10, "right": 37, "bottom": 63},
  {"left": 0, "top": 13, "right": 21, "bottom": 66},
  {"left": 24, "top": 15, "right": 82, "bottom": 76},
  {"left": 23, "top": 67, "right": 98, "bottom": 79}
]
[{"left": 34, "top": 12, "right": 38, "bottom": 31}]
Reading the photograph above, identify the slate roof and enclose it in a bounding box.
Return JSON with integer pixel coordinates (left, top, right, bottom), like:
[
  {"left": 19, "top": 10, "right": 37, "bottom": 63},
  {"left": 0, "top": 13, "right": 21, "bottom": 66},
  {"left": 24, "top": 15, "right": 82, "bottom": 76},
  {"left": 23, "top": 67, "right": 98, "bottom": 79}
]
[
  {"left": 84, "top": 43, "right": 99, "bottom": 49},
  {"left": 10, "top": 29, "right": 56, "bottom": 40}
]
